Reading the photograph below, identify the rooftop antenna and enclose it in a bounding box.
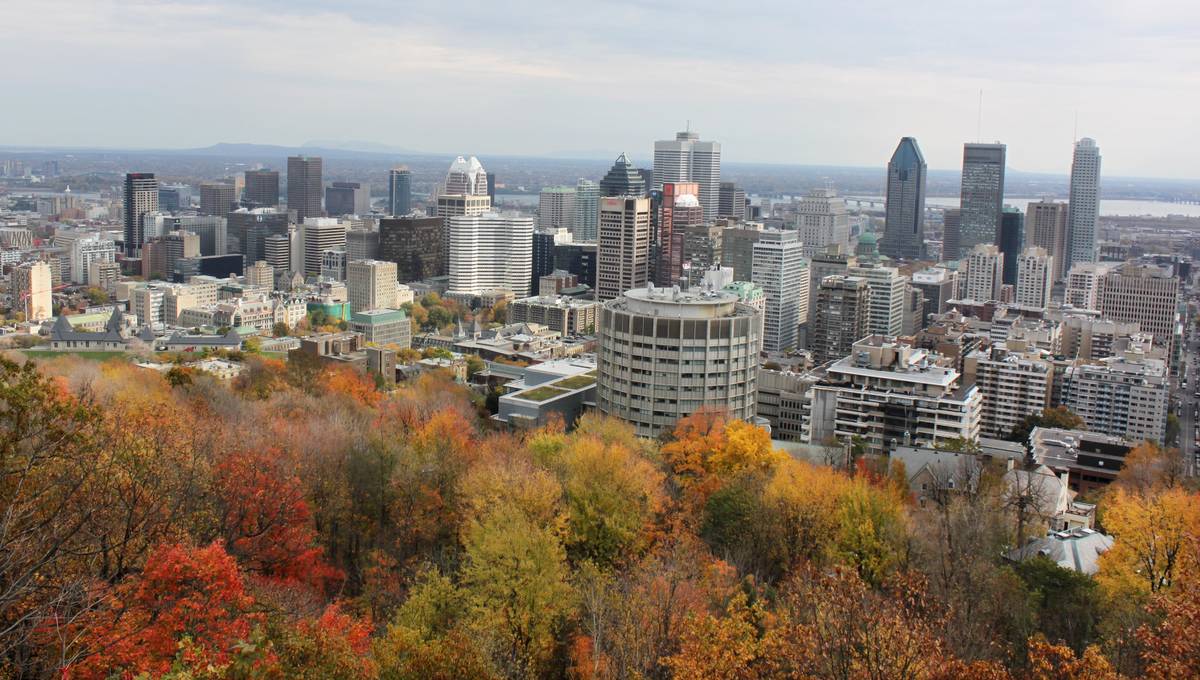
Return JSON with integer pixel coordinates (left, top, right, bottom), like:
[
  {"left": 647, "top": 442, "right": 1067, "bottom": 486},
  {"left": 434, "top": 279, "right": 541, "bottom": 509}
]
[{"left": 976, "top": 89, "right": 983, "bottom": 143}]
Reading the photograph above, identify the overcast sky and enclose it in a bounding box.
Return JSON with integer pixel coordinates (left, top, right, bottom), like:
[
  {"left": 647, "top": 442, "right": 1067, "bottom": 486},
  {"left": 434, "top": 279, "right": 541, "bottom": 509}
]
[{"left": 3, "top": 0, "right": 1198, "bottom": 177}]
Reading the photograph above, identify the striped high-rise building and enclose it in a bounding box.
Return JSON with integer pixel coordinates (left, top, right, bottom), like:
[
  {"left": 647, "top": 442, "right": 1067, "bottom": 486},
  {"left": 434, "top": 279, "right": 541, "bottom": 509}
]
[
  {"left": 653, "top": 130, "right": 721, "bottom": 220},
  {"left": 447, "top": 212, "right": 534, "bottom": 297},
  {"left": 1066, "top": 138, "right": 1101, "bottom": 271},
  {"left": 123, "top": 172, "right": 158, "bottom": 257},
  {"left": 597, "top": 196, "right": 651, "bottom": 301}
]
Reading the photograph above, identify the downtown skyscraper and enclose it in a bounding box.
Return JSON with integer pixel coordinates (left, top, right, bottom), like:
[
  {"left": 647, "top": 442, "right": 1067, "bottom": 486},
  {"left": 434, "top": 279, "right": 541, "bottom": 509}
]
[
  {"left": 653, "top": 130, "right": 721, "bottom": 221},
  {"left": 1066, "top": 138, "right": 1102, "bottom": 271},
  {"left": 599, "top": 153, "right": 646, "bottom": 198},
  {"left": 287, "top": 155, "right": 323, "bottom": 222},
  {"left": 958, "top": 143, "right": 1006, "bottom": 256},
  {"left": 123, "top": 172, "right": 158, "bottom": 257},
  {"left": 879, "top": 137, "right": 927, "bottom": 261},
  {"left": 387, "top": 167, "right": 412, "bottom": 216}
]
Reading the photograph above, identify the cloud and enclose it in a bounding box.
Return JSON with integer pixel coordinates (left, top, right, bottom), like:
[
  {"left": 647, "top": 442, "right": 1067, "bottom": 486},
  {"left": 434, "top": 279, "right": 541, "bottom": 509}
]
[{"left": 1, "top": 0, "right": 1197, "bottom": 178}]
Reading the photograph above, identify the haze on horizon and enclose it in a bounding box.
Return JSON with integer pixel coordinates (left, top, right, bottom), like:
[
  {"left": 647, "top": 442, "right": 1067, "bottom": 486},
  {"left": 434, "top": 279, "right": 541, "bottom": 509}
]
[{"left": 3, "top": 0, "right": 1198, "bottom": 179}]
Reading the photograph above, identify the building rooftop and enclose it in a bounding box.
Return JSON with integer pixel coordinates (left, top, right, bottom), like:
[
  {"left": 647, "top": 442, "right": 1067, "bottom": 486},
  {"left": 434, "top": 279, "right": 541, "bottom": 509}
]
[{"left": 1006, "top": 528, "right": 1113, "bottom": 575}]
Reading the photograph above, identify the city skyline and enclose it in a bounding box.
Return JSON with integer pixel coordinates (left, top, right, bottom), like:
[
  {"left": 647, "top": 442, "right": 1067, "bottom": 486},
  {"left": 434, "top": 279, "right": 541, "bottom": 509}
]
[{"left": 2, "top": 1, "right": 1198, "bottom": 179}]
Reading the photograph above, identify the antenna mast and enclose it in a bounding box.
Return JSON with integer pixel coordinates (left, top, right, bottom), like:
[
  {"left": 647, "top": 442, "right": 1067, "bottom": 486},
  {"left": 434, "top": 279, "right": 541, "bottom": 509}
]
[{"left": 977, "top": 89, "right": 983, "bottom": 142}]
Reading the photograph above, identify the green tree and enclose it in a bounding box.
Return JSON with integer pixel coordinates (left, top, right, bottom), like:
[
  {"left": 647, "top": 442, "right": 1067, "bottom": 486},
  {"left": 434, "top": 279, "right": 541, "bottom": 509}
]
[
  {"left": 465, "top": 354, "right": 486, "bottom": 378},
  {"left": 273, "top": 321, "right": 290, "bottom": 337},
  {"left": 1009, "top": 406, "right": 1085, "bottom": 443},
  {"left": 1016, "top": 556, "right": 1103, "bottom": 654}
]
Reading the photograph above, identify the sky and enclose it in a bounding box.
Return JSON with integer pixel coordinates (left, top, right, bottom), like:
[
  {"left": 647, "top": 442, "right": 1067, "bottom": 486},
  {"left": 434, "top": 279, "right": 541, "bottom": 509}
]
[{"left": 3, "top": 0, "right": 1199, "bottom": 178}]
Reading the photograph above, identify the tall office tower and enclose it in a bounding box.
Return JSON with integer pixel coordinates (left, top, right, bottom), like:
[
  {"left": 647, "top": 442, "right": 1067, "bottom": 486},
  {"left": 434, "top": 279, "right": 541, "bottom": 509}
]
[
  {"left": 538, "top": 186, "right": 576, "bottom": 231},
  {"left": 962, "top": 244, "right": 1004, "bottom": 302},
  {"left": 653, "top": 130, "right": 721, "bottom": 220},
  {"left": 596, "top": 286, "right": 761, "bottom": 438},
  {"left": 227, "top": 208, "right": 289, "bottom": 264},
  {"left": 143, "top": 231, "right": 200, "bottom": 279},
  {"left": 264, "top": 233, "right": 291, "bottom": 273},
  {"left": 157, "top": 187, "right": 182, "bottom": 212},
  {"left": 447, "top": 212, "right": 534, "bottom": 297},
  {"left": 722, "top": 225, "right": 764, "bottom": 281},
  {"left": 597, "top": 196, "right": 652, "bottom": 301},
  {"left": 752, "top": 230, "right": 807, "bottom": 353},
  {"left": 997, "top": 207, "right": 1024, "bottom": 285},
  {"left": 941, "top": 208, "right": 962, "bottom": 262},
  {"left": 531, "top": 230, "right": 560, "bottom": 292},
  {"left": 246, "top": 261, "right": 275, "bottom": 289},
  {"left": 811, "top": 275, "right": 870, "bottom": 365},
  {"left": 12, "top": 261, "right": 52, "bottom": 321},
  {"left": 244, "top": 169, "right": 280, "bottom": 207},
  {"left": 123, "top": 172, "right": 158, "bottom": 256},
  {"left": 957, "top": 143, "right": 1007, "bottom": 254},
  {"left": 717, "top": 182, "right": 747, "bottom": 221},
  {"left": 879, "top": 137, "right": 927, "bottom": 260},
  {"left": 846, "top": 264, "right": 907, "bottom": 336},
  {"left": 599, "top": 153, "right": 646, "bottom": 197},
  {"left": 300, "top": 217, "right": 347, "bottom": 278},
  {"left": 807, "top": 248, "right": 857, "bottom": 325},
  {"left": 379, "top": 215, "right": 443, "bottom": 282},
  {"left": 1066, "top": 138, "right": 1102, "bottom": 271},
  {"left": 554, "top": 242, "right": 599, "bottom": 289},
  {"left": 911, "top": 266, "right": 957, "bottom": 320},
  {"left": 167, "top": 215, "right": 227, "bottom": 256},
  {"left": 678, "top": 224, "right": 724, "bottom": 287},
  {"left": 199, "top": 181, "right": 236, "bottom": 217},
  {"left": 795, "top": 187, "right": 851, "bottom": 258},
  {"left": 387, "top": 167, "right": 412, "bottom": 216},
  {"left": 1015, "top": 247, "right": 1054, "bottom": 309},
  {"left": 1096, "top": 263, "right": 1180, "bottom": 349},
  {"left": 1026, "top": 200, "right": 1069, "bottom": 281},
  {"left": 347, "top": 259, "right": 398, "bottom": 313},
  {"left": 444, "top": 156, "right": 488, "bottom": 195},
  {"left": 286, "top": 155, "right": 323, "bottom": 222},
  {"left": 346, "top": 228, "right": 380, "bottom": 261},
  {"left": 656, "top": 182, "right": 702, "bottom": 286},
  {"left": 325, "top": 182, "right": 370, "bottom": 216},
  {"left": 436, "top": 193, "right": 491, "bottom": 270},
  {"left": 573, "top": 179, "right": 600, "bottom": 241},
  {"left": 486, "top": 172, "right": 496, "bottom": 204}
]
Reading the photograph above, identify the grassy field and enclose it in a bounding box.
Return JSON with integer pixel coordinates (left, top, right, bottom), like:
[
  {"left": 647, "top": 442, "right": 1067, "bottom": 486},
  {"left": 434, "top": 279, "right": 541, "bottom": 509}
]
[
  {"left": 18, "top": 349, "right": 132, "bottom": 362},
  {"left": 556, "top": 374, "right": 596, "bottom": 390}
]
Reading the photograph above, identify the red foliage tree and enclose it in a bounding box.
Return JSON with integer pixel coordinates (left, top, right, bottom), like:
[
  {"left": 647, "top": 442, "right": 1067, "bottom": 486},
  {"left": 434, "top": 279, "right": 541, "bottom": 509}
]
[
  {"left": 214, "top": 447, "right": 340, "bottom": 589},
  {"left": 66, "top": 541, "right": 262, "bottom": 679}
]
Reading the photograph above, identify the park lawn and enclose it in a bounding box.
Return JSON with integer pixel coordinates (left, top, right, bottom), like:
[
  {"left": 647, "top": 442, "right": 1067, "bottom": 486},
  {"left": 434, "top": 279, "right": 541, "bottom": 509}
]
[{"left": 19, "top": 349, "right": 132, "bottom": 362}]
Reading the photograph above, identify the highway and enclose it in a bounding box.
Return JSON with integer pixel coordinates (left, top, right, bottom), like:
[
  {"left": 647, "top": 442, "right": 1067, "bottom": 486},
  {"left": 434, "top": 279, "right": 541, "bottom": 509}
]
[{"left": 1183, "top": 329, "right": 1199, "bottom": 477}]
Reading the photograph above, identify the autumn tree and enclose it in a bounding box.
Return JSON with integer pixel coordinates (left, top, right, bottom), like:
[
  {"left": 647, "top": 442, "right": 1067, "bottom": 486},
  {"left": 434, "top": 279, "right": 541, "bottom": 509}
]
[
  {"left": 66, "top": 542, "right": 260, "bottom": 679},
  {"left": 1009, "top": 406, "right": 1085, "bottom": 443},
  {"left": 0, "top": 357, "right": 104, "bottom": 674},
  {"left": 460, "top": 504, "right": 574, "bottom": 678}
]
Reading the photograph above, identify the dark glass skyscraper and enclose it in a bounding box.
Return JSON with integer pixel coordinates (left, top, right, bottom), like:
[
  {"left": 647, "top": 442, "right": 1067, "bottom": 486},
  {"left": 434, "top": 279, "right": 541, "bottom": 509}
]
[
  {"left": 599, "top": 153, "right": 646, "bottom": 197},
  {"left": 997, "top": 207, "right": 1024, "bottom": 286},
  {"left": 244, "top": 169, "right": 280, "bottom": 207},
  {"left": 879, "top": 137, "right": 927, "bottom": 261},
  {"left": 958, "top": 143, "right": 1007, "bottom": 256},
  {"left": 387, "top": 168, "right": 412, "bottom": 216}
]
